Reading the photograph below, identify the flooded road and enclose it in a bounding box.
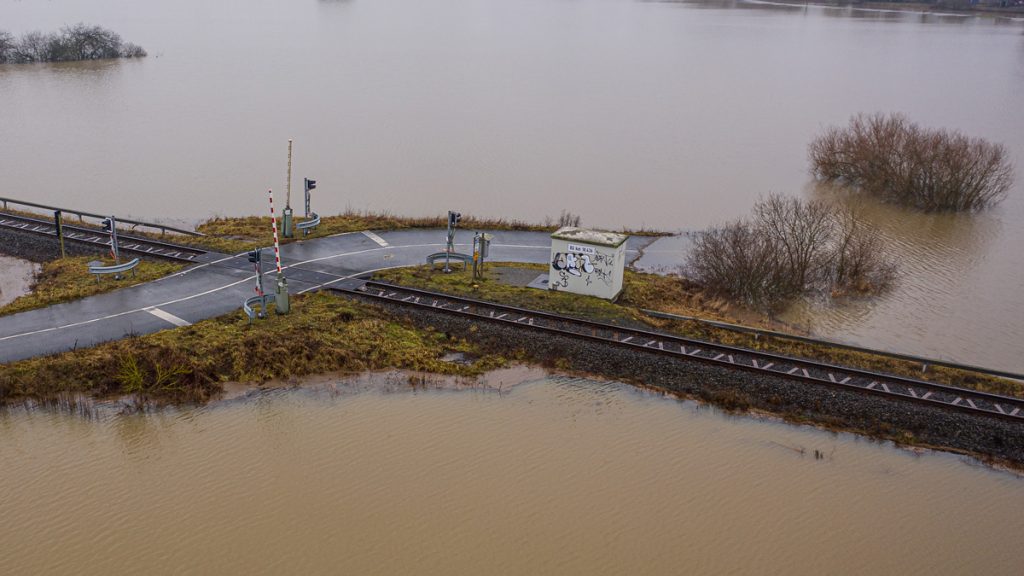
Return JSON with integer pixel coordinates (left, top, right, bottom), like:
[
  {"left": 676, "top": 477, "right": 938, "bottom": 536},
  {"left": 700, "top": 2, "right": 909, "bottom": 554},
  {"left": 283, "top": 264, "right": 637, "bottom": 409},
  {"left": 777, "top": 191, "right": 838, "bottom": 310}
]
[
  {"left": 1, "top": 373, "right": 1022, "bottom": 574},
  {"left": 1, "top": 1, "right": 1023, "bottom": 367}
]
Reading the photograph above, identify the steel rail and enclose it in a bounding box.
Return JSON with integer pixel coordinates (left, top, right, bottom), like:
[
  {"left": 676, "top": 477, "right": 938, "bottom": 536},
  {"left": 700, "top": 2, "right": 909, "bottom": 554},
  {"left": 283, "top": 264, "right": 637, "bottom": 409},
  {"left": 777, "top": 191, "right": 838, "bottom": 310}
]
[
  {"left": 642, "top": 309, "right": 1024, "bottom": 382},
  {"left": 339, "top": 281, "right": 1024, "bottom": 423},
  {"left": 0, "top": 211, "right": 208, "bottom": 262}
]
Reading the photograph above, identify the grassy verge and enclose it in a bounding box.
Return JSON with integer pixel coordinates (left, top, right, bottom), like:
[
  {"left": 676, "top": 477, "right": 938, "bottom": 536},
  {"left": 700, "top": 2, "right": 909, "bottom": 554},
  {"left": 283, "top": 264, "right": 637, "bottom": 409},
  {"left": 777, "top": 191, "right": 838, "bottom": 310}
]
[
  {"left": 0, "top": 256, "right": 185, "bottom": 317},
  {"left": 374, "top": 263, "right": 1024, "bottom": 398},
  {"left": 0, "top": 292, "right": 508, "bottom": 404},
  {"left": 195, "top": 209, "right": 667, "bottom": 254}
]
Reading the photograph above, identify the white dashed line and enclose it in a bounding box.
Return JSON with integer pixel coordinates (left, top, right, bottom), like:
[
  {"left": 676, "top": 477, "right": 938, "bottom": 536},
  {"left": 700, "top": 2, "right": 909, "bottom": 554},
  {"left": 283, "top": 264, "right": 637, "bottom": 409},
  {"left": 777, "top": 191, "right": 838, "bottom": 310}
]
[
  {"left": 145, "top": 307, "right": 191, "bottom": 327},
  {"left": 362, "top": 231, "right": 389, "bottom": 247}
]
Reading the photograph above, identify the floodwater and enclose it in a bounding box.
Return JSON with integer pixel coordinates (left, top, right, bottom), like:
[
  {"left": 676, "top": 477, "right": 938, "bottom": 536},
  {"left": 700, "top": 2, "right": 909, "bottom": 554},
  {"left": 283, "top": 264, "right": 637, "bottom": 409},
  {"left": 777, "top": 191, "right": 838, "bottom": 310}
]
[
  {"left": 1, "top": 371, "right": 1022, "bottom": 575},
  {"left": 0, "top": 255, "right": 37, "bottom": 307},
  {"left": 0, "top": 1, "right": 1023, "bottom": 367}
]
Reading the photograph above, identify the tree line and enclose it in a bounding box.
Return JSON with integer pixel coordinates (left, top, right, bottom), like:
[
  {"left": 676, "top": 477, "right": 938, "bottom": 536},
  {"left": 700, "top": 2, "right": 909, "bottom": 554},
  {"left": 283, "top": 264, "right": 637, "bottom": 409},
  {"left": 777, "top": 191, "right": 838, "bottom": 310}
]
[{"left": 0, "top": 23, "right": 146, "bottom": 64}]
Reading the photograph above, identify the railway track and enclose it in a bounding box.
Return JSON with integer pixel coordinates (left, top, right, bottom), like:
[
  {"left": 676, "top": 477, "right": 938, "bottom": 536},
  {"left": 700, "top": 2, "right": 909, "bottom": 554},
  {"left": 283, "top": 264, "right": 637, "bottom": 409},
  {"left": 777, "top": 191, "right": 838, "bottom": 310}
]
[
  {"left": 0, "top": 211, "right": 207, "bottom": 262},
  {"left": 342, "top": 280, "right": 1024, "bottom": 423}
]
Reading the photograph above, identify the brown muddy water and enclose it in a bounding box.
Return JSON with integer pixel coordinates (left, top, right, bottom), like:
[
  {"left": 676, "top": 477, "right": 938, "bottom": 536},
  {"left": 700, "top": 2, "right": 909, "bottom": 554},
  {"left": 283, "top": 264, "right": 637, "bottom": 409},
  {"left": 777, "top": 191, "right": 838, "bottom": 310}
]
[
  {"left": 2, "top": 0, "right": 1023, "bottom": 370},
  {"left": 1, "top": 370, "right": 1022, "bottom": 575}
]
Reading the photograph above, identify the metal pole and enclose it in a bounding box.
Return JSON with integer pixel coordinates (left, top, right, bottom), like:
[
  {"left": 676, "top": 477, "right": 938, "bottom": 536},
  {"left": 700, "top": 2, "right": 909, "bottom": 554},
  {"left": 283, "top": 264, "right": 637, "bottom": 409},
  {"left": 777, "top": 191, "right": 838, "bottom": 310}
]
[
  {"left": 283, "top": 139, "right": 294, "bottom": 238},
  {"left": 472, "top": 232, "right": 480, "bottom": 279},
  {"left": 268, "top": 189, "right": 290, "bottom": 313},
  {"left": 54, "top": 210, "right": 66, "bottom": 258},
  {"left": 444, "top": 212, "right": 453, "bottom": 273},
  {"left": 286, "top": 140, "right": 293, "bottom": 209},
  {"left": 304, "top": 178, "right": 311, "bottom": 218},
  {"left": 109, "top": 216, "right": 120, "bottom": 264}
]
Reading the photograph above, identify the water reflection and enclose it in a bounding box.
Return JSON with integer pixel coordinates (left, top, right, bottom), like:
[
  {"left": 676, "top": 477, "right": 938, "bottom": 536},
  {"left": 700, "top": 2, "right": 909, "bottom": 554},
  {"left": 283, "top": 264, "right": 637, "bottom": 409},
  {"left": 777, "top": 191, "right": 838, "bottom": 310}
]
[
  {"left": 1, "top": 375, "right": 1022, "bottom": 575},
  {"left": 783, "top": 182, "right": 1010, "bottom": 364}
]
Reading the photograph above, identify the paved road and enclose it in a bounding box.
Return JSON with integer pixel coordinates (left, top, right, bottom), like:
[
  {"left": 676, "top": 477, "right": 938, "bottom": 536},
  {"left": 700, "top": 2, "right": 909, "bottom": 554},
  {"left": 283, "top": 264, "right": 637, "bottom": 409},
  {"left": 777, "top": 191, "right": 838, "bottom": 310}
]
[{"left": 0, "top": 229, "right": 659, "bottom": 364}]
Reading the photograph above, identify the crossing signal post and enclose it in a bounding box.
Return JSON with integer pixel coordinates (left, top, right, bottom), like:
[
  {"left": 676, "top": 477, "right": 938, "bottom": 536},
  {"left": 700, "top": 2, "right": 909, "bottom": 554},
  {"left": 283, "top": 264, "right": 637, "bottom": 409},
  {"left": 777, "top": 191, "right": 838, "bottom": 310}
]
[
  {"left": 101, "top": 216, "right": 120, "bottom": 264},
  {"left": 247, "top": 248, "right": 267, "bottom": 318},
  {"left": 445, "top": 211, "right": 461, "bottom": 273},
  {"left": 304, "top": 178, "right": 316, "bottom": 218}
]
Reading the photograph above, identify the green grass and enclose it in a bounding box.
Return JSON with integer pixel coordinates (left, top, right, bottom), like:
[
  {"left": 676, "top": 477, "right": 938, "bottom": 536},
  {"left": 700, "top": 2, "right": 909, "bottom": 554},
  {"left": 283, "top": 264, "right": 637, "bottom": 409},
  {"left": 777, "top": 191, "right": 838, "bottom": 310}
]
[
  {"left": 194, "top": 209, "right": 667, "bottom": 254},
  {"left": 0, "top": 256, "right": 185, "bottom": 317},
  {"left": 374, "top": 263, "right": 1024, "bottom": 398},
  {"left": 0, "top": 292, "right": 509, "bottom": 404}
]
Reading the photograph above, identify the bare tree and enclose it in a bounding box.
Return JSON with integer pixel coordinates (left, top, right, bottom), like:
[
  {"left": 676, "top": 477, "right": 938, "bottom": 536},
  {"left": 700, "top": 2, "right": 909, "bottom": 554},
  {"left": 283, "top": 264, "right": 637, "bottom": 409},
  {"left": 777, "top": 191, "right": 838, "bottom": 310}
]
[
  {"left": 12, "top": 31, "right": 51, "bottom": 62},
  {"left": 810, "top": 113, "right": 1013, "bottom": 211},
  {"left": 0, "top": 31, "right": 14, "bottom": 63},
  {"left": 686, "top": 194, "right": 897, "bottom": 314},
  {"left": 0, "top": 24, "right": 144, "bottom": 64}
]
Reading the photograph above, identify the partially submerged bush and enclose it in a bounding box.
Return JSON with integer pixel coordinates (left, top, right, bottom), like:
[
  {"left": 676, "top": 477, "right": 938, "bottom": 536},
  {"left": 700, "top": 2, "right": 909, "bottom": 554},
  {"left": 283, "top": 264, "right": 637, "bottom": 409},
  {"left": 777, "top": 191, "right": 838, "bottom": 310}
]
[
  {"left": 686, "top": 194, "right": 896, "bottom": 313},
  {"left": 0, "top": 23, "right": 146, "bottom": 64},
  {"left": 809, "top": 113, "right": 1013, "bottom": 211}
]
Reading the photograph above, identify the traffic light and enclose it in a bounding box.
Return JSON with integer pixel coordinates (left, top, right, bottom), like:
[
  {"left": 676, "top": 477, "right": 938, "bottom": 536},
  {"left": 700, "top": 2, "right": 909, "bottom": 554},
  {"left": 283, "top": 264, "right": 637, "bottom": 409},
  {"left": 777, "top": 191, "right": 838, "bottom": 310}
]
[
  {"left": 448, "top": 211, "right": 462, "bottom": 228},
  {"left": 101, "top": 218, "right": 113, "bottom": 233},
  {"left": 304, "top": 178, "right": 317, "bottom": 192},
  {"left": 247, "top": 249, "right": 261, "bottom": 263}
]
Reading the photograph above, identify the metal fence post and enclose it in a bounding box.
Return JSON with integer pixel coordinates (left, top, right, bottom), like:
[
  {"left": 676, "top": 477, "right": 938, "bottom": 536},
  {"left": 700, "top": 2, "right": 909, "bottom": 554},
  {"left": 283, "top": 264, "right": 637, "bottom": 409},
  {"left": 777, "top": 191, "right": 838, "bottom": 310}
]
[{"left": 54, "top": 210, "right": 66, "bottom": 258}]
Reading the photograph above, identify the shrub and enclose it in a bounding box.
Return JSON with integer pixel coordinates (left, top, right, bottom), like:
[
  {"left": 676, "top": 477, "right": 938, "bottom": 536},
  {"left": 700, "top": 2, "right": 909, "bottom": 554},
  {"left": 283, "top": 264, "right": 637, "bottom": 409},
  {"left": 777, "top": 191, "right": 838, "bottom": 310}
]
[
  {"left": 0, "top": 24, "right": 145, "bottom": 64},
  {"left": 0, "top": 30, "right": 14, "bottom": 63},
  {"left": 809, "top": 113, "right": 1013, "bottom": 211},
  {"left": 686, "top": 194, "right": 896, "bottom": 314}
]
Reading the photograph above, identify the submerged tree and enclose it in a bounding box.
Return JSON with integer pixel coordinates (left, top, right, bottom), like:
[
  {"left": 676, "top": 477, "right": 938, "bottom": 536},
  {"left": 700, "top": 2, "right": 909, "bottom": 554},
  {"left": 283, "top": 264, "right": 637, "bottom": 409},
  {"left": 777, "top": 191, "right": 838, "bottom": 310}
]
[
  {"left": 0, "top": 24, "right": 146, "bottom": 64},
  {"left": 809, "top": 113, "right": 1013, "bottom": 212},
  {"left": 686, "top": 194, "right": 896, "bottom": 314}
]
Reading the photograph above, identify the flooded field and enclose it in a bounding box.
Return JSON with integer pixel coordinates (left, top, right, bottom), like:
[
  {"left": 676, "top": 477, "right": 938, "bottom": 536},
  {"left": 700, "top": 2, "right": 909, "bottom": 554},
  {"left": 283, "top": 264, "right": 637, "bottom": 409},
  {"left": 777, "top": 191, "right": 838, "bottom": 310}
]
[
  {"left": 2, "top": 0, "right": 1022, "bottom": 369},
  {"left": 1, "top": 371, "right": 1022, "bottom": 574}
]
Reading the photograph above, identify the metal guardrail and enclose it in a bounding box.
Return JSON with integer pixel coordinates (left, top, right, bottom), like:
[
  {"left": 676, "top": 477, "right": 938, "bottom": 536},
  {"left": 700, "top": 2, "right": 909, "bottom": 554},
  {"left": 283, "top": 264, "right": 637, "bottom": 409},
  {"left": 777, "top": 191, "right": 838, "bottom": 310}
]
[
  {"left": 642, "top": 309, "right": 1024, "bottom": 382},
  {"left": 426, "top": 251, "right": 472, "bottom": 266},
  {"left": 243, "top": 293, "right": 276, "bottom": 323},
  {"left": 0, "top": 196, "right": 204, "bottom": 237},
  {"left": 88, "top": 258, "right": 140, "bottom": 281},
  {"left": 296, "top": 213, "right": 321, "bottom": 235}
]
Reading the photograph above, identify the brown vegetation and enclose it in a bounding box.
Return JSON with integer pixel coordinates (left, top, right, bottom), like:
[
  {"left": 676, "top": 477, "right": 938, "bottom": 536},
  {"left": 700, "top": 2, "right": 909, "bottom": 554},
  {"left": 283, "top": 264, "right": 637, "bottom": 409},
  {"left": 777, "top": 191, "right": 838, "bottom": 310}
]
[
  {"left": 0, "top": 293, "right": 506, "bottom": 404},
  {"left": 194, "top": 208, "right": 657, "bottom": 254},
  {"left": 686, "top": 194, "right": 896, "bottom": 314},
  {"left": 0, "top": 23, "right": 146, "bottom": 64},
  {"left": 810, "top": 113, "right": 1013, "bottom": 211}
]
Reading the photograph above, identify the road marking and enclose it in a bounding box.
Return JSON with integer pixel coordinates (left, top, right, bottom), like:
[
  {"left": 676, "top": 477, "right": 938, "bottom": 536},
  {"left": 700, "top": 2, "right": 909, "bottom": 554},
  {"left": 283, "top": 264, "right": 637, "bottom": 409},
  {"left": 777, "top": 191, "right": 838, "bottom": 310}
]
[
  {"left": 145, "top": 307, "right": 191, "bottom": 327},
  {"left": 0, "top": 233, "right": 634, "bottom": 347},
  {"left": 362, "top": 231, "right": 389, "bottom": 247},
  {"left": 0, "top": 275, "right": 254, "bottom": 343}
]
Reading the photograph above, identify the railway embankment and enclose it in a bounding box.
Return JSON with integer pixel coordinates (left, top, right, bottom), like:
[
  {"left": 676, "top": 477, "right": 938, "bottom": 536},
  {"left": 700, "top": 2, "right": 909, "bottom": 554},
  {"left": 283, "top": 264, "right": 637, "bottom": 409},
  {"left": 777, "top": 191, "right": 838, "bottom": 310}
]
[
  {"left": 373, "top": 298, "right": 1024, "bottom": 467},
  {"left": 0, "top": 225, "right": 98, "bottom": 262}
]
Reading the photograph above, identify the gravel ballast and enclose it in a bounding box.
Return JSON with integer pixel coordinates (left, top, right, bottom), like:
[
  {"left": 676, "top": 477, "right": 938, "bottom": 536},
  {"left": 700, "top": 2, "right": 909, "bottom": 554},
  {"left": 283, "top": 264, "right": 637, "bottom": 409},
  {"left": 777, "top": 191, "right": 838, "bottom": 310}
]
[{"left": 368, "top": 298, "right": 1024, "bottom": 465}]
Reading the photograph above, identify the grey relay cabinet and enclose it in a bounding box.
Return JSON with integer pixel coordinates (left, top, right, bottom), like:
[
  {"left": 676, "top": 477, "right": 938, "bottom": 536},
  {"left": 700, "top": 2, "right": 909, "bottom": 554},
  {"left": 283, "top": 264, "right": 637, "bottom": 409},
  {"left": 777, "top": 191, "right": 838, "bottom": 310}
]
[{"left": 548, "top": 227, "right": 627, "bottom": 300}]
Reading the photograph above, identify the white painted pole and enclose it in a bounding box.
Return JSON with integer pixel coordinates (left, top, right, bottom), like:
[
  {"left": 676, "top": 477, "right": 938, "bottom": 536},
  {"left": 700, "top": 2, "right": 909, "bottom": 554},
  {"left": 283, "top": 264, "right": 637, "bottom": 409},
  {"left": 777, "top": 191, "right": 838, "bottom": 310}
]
[
  {"left": 268, "top": 189, "right": 282, "bottom": 275},
  {"left": 286, "top": 139, "right": 293, "bottom": 209}
]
